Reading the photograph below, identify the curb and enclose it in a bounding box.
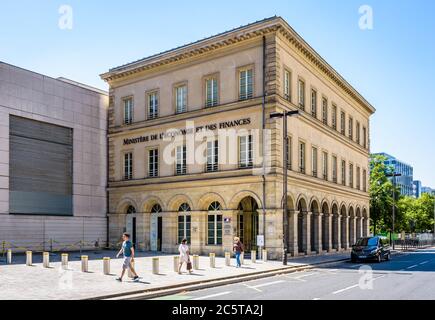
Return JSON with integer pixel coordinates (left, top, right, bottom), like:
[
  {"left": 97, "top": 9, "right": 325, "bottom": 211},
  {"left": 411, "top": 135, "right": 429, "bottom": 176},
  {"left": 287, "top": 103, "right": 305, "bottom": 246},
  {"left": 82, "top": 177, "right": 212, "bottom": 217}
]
[{"left": 86, "top": 257, "right": 349, "bottom": 301}]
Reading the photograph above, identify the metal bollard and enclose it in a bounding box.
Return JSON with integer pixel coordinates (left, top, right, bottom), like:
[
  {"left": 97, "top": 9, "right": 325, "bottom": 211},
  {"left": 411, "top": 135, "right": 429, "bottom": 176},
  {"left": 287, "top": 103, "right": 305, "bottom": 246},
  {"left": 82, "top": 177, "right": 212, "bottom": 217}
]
[
  {"left": 226, "top": 252, "right": 232, "bottom": 266},
  {"left": 251, "top": 250, "right": 256, "bottom": 263},
  {"left": 193, "top": 255, "right": 199, "bottom": 270},
  {"left": 262, "top": 249, "right": 268, "bottom": 262},
  {"left": 240, "top": 252, "right": 244, "bottom": 265},
  {"left": 209, "top": 253, "right": 216, "bottom": 268},
  {"left": 128, "top": 260, "right": 135, "bottom": 278},
  {"left": 152, "top": 257, "right": 159, "bottom": 275},
  {"left": 26, "top": 251, "right": 32, "bottom": 266},
  {"left": 174, "top": 256, "right": 180, "bottom": 272},
  {"left": 7, "top": 249, "right": 12, "bottom": 264},
  {"left": 103, "top": 257, "right": 110, "bottom": 275},
  {"left": 43, "top": 252, "right": 50, "bottom": 268},
  {"left": 61, "top": 253, "right": 68, "bottom": 270},
  {"left": 81, "top": 255, "right": 88, "bottom": 272}
]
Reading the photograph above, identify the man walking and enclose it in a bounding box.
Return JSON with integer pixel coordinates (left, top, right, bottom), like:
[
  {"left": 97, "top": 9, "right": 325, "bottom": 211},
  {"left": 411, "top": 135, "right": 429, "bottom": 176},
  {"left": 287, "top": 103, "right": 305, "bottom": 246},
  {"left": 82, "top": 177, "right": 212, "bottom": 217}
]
[{"left": 116, "top": 233, "right": 139, "bottom": 282}]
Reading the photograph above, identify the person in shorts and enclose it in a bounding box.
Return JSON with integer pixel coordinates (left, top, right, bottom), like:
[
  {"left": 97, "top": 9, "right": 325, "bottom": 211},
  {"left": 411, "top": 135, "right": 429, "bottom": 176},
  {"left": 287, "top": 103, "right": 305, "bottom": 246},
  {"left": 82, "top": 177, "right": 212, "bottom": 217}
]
[{"left": 116, "top": 233, "right": 139, "bottom": 282}]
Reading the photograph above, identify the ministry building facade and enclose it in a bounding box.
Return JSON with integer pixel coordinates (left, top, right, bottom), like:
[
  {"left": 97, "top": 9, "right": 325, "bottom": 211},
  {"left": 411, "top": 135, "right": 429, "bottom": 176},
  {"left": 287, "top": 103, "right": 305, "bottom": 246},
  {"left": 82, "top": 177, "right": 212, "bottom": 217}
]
[{"left": 101, "top": 17, "right": 375, "bottom": 259}]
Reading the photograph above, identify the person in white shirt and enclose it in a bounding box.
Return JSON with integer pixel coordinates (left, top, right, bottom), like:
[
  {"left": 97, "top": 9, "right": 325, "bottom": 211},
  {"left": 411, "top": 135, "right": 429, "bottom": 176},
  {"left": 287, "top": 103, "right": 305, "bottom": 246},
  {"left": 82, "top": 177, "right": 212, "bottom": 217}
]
[{"left": 178, "top": 238, "right": 192, "bottom": 274}]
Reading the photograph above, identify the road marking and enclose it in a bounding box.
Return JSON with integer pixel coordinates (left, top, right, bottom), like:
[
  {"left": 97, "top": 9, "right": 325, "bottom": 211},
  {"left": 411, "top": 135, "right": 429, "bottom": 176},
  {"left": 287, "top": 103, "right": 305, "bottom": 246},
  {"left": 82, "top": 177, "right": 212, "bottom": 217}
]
[
  {"left": 332, "top": 275, "right": 385, "bottom": 295},
  {"left": 244, "top": 280, "right": 285, "bottom": 292},
  {"left": 406, "top": 264, "right": 418, "bottom": 269},
  {"left": 251, "top": 280, "right": 285, "bottom": 289},
  {"left": 294, "top": 272, "right": 318, "bottom": 279},
  {"left": 192, "top": 291, "right": 232, "bottom": 300},
  {"left": 349, "top": 264, "right": 363, "bottom": 268},
  {"left": 332, "top": 284, "right": 359, "bottom": 294},
  {"left": 419, "top": 261, "right": 429, "bottom": 265},
  {"left": 313, "top": 298, "right": 321, "bottom": 300}
]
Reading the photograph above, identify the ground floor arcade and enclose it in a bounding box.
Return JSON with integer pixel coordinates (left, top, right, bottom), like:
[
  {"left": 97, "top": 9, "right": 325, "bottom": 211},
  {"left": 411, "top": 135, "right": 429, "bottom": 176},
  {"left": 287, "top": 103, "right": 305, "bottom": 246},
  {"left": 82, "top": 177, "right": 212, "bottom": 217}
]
[{"left": 108, "top": 178, "right": 369, "bottom": 260}]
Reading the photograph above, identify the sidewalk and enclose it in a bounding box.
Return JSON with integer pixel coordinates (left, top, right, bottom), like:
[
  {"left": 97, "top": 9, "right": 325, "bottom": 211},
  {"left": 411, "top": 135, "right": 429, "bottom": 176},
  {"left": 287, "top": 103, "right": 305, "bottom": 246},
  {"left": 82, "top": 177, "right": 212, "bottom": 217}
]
[{"left": 0, "top": 250, "right": 351, "bottom": 300}]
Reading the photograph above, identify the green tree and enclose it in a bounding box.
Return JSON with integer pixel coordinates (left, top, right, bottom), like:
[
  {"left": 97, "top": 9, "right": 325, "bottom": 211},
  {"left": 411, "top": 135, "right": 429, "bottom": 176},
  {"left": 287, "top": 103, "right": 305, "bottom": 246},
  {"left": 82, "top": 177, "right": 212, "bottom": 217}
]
[{"left": 369, "top": 154, "right": 403, "bottom": 235}]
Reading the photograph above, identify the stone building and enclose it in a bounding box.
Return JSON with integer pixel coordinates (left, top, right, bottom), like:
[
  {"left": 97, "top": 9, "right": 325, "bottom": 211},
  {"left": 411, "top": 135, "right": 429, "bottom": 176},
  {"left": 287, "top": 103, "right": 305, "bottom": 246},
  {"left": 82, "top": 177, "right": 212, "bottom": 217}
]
[
  {"left": 101, "top": 17, "right": 375, "bottom": 259},
  {"left": 0, "top": 62, "right": 108, "bottom": 251}
]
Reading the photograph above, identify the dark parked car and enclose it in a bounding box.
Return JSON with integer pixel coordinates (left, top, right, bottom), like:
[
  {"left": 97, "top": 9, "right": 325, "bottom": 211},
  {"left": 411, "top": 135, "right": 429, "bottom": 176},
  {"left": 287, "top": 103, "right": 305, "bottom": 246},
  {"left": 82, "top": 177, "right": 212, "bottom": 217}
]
[{"left": 351, "top": 236, "right": 391, "bottom": 263}]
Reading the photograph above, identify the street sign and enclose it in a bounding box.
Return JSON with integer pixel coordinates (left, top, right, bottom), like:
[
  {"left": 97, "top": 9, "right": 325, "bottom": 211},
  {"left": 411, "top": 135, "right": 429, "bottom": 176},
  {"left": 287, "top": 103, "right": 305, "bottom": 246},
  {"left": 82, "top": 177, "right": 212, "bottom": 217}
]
[{"left": 257, "top": 235, "right": 265, "bottom": 247}]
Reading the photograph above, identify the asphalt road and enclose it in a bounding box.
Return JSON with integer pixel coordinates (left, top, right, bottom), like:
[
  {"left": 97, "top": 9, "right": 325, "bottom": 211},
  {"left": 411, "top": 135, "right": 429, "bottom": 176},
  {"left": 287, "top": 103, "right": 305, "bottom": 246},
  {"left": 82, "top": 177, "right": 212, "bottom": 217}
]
[{"left": 151, "top": 247, "right": 435, "bottom": 300}]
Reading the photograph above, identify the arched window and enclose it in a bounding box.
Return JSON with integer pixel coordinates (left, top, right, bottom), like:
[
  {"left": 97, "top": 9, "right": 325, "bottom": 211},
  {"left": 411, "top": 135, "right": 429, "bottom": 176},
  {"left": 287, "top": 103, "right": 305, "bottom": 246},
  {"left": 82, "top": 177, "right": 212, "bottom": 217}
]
[
  {"left": 208, "top": 201, "right": 221, "bottom": 211},
  {"left": 178, "top": 203, "right": 191, "bottom": 212},
  {"left": 126, "top": 205, "right": 136, "bottom": 214},
  {"left": 151, "top": 204, "right": 162, "bottom": 213},
  {"left": 207, "top": 201, "right": 222, "bottom": 245},
  {"left": 178, "top": 203, "right": 191, "bottom": 244}
]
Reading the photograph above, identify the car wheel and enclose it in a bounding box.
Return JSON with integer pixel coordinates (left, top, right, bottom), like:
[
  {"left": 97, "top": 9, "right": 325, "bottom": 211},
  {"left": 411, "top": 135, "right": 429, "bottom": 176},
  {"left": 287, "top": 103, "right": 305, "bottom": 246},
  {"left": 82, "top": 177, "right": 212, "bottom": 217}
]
[
  {"left": 377, "top": 254, "right": 382, "bottom": 263},
  {"left": 351, "top": 256, "right": 357, "bottom": 263}
]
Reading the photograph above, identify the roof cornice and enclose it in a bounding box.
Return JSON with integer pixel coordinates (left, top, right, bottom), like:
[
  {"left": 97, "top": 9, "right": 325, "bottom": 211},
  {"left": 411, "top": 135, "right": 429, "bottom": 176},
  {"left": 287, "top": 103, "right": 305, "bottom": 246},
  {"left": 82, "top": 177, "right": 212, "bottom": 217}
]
[{"left": 101, "top": 17, "right": 375, "bottom": 114}]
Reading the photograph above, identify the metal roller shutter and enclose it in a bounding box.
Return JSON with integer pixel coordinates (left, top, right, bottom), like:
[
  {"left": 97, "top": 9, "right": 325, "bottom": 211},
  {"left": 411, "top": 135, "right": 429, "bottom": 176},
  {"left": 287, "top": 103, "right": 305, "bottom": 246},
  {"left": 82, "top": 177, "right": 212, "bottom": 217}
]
[{"left": 9, "top": 115, "right": 73, "bottom": 216}]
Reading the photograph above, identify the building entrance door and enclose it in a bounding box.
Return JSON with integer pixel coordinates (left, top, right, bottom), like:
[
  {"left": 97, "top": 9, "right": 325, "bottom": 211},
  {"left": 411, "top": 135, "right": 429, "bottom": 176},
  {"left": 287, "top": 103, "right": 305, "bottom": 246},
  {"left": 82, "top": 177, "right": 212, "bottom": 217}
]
[
  {"left": 237, "top": 197, "right": 259, "bottom": 252},
  {"left": 157, "top": 216, "right": 163, "bottom": 251}
]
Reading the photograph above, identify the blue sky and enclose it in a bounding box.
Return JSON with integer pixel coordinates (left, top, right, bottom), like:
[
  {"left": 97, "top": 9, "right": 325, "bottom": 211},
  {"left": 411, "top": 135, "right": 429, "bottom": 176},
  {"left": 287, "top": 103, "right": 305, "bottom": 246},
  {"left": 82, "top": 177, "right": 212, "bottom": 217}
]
[{"left": 1, "top": 0, "right": 434, "bottom": 187}]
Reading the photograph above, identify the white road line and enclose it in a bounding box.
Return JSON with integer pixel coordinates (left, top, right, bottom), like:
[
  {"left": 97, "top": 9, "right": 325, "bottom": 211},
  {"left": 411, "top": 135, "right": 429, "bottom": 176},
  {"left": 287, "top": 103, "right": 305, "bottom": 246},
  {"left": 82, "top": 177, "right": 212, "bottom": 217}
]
[
  {"left": 407, "top": 264, "right": 418, "bottom": 269},
  {"left": 332, "top": 284, "right": 360, "bottom": 294},
  {"left": 313, "top": 298, "right": 321, "bottom": 300},
  {"left": 332, "top": 275, "right": 385, "bottom": 295},
  {"left": 192, "top": 291, "right": 232, "bottom": 300},
  {"left": 419, "top": 261, "right": 429, "bottom": 265},
  {"left": 349, "top": 264, "right": 363, "bottom": 269},
  {"left": 251, "top": 280, "right": 285, "bottom": 289},
  {"left": 295, "top": 272, "right": 318, "bottom": 279}
]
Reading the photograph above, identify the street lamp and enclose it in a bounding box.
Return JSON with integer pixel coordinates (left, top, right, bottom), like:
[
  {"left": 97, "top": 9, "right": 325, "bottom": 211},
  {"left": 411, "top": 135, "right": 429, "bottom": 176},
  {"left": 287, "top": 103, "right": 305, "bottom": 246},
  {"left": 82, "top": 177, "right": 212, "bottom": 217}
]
[
  {"left": 386, "top": 172, "right": 401, "bottom": 250},
  {"left": 270, "top": 110, "right": 299, "bottom": 265}
]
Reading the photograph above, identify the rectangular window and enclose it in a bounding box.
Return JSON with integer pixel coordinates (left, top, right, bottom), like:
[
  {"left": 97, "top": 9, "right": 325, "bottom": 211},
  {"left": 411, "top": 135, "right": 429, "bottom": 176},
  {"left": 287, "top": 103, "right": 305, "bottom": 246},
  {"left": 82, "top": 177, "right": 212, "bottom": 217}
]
[
  {"left": 340, "top": 111, "right": 346, "bottom": 135},
  {"left": 356, "top": 121, "right": 360, "bottom": 144},
  {"left": 363, "top": 126, "right": 367, "bottom": 148},
  {"left": 206, "top": 140, "right": 219, "bottom": 172},
  {"left": 322, "top": 151, "right": 328, "bottom": 181},
  {"left": 356, "top": 166, "right": 361, "bottom": 190},
  {"left": 311, "top": 89, "right": 317, "bottom": 118},
  {"left": 176, "top": 145, "right": 187, "bottom": 175},
  {"left": 123, "top": 98, "right": 133, "bottom": 125},
  {"left": 147, "top": 91, "right": 159, "bottom": 120},
  {"left": 322, "top": 98, "right": 328, "bottom": 125},
  {"left": 124, "top": 152, "right": 133, "bottom": 180},
  {"left": 175, "top": 85, "right": 187, "bottom": 114},
  {"left": 239, "top": 68, "right": 254, "bottom": 100},
  {"left": 299, "top": 141, "right": 306, "bottom": 174},
  {"left": 286, "top": 136, "right": 292, "bottom": 170},
  {"left": 349, "top": 117, "right": 353, "bottom": 140},
  {"left": 332, "top": 155, "right": 338, "bottom": 183},
  {"left": 205, "top": 76, "right": 218, "bottom": 107},
  {"left": 332, "top": 104, "right": 337, "bottom": 130},
  {"left": 239, "top": 135, "right": 253, "bottom": 168},
  {"left": 208, "top": 214, "right": 223, "bottom": 245},
  {"left": 311, "top": 147, "right": 318, "bottom": 178},
  {"left": 341, "top": 160, "right": 346, "bottom": 186},
  {"left": 363, "top": 169, "right": 367, "bottom": 192},
  {"left": 178, "top": 215, "right": 191, "bottom": 244},
  {"left": 284, "top": 69, "right": 291, "bottom": 101},
  {"left": 9, "top": 116, "right": 73, "bottom": 216},
  {"left": 298, "top": 79, "right": 305, "bottom": 110},
  {"left": 148, "top": 148, "right": 158, "bottom": 178},
  {"left": 349, "top": 163, "right": 354, "bottom": 188}
]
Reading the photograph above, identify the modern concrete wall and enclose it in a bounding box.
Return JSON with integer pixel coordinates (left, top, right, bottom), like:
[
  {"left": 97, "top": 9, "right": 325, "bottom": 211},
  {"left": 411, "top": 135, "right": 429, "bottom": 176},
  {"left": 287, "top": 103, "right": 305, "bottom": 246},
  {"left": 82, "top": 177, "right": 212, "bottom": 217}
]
[{"left": 0, "top": 62, "right": 108, "bottom": 251}]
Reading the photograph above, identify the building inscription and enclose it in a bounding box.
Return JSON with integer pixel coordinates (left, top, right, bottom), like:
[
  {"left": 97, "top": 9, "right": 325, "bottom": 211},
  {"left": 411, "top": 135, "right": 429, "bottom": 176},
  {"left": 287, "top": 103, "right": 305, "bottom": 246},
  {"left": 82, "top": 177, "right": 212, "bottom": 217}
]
[{"left": 123, "top": 118, "right": 251, "bottom": 145}]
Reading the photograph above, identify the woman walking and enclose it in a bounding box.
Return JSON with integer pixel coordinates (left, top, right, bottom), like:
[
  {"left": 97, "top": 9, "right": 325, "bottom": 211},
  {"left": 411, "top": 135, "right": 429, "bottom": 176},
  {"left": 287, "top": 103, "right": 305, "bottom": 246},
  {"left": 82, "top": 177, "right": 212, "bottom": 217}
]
[
  {"left": 178, "top": 238, "right": 193, "bottom": 274},
  {"left": 233, "top": 237, "right": 244, "bottom": 268}
]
